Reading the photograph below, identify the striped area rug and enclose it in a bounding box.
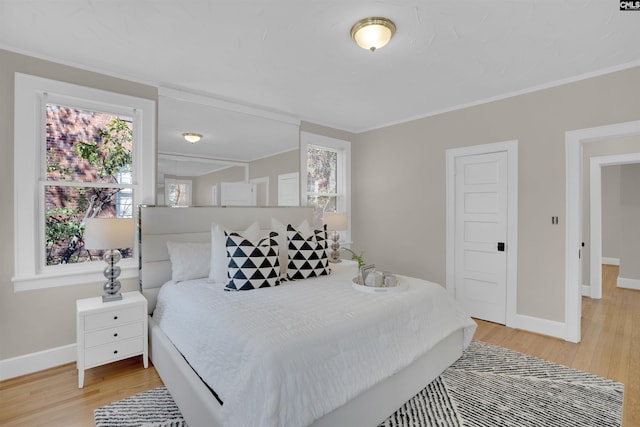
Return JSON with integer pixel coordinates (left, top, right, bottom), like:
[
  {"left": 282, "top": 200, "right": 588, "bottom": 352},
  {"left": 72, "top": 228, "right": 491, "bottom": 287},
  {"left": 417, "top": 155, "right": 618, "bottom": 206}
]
[
  {"left": 94, "top": 341, "right": 624, "bottom": 427},
  {"left": 380, "top": 341, "right": 624, "bottom": 427},
  {"left": 94, "top": 387, "right": 185, "bottom": 427}
]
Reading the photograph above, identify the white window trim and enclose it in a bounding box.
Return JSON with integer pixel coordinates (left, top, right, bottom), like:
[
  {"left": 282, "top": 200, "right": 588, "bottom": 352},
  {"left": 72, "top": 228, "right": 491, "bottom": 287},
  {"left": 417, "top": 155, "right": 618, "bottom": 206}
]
[
  {"left": 300, "top": 132, "right": 352, "bottom": 244},
  {"left": 164, "top": 178, "right": 193, "bottom": 206},
  {"left": 13, "top": 73, "right": 156, "bottom": 291}
]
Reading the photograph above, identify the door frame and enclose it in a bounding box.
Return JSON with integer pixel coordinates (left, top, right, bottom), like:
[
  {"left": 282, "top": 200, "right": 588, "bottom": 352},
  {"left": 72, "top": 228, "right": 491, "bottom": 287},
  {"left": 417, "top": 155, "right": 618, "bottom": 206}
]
[
  {"left": 250, "top": 176, "right": 270, "bottom": 206},
  {"left": 565, "top": 119, "right": 640, "bottom": 343},
  {"left": 446, "top": 140, "right": 519, "bottom": 327},
  {"left": 589, "top": 153, "right": 640, "bottom": 299}
]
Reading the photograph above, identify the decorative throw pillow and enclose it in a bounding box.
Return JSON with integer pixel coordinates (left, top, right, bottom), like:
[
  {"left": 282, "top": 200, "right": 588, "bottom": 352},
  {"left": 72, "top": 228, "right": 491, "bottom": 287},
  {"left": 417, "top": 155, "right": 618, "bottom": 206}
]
[
  {"left": 271, "top": 218, "right": 312, "bottom": 277},
  {"left": 209, "top": 221, "right": 261, "bottom": 283},
  {"left": 166, "top": 241, "right": 211, "bottom": 282},
  {"left": 225, "top": 231, "right": 280, "bottom": 291},
  {"left": 287, "top": 224, "right": 330, "bottom": 280}
]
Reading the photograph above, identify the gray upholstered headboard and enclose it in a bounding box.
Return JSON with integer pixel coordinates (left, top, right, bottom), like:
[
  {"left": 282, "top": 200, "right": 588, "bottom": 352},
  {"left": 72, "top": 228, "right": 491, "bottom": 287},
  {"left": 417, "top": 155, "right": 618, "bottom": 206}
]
[{"left": 138, "top": 205, "right": 315, "bottom": 313}]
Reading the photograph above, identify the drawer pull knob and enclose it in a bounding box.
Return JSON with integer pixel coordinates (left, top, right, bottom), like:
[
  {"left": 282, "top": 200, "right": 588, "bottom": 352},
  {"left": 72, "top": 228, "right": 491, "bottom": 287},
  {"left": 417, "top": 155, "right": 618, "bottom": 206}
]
[
  {"left": 113, "top": 333, "right": 118, "bottom": 337},
  {"left": 113, "top": 316, "right": 118, "bottom": 320},
  {"left": 114, "top": 350, "right": 118, "bottom": 354}
]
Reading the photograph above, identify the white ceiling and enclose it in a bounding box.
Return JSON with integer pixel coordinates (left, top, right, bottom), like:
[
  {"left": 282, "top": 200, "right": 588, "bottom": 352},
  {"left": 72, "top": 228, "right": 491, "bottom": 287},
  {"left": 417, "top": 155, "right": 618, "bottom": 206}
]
[{"left": 1, "top": 0, "right": 639, "bottom": 134}]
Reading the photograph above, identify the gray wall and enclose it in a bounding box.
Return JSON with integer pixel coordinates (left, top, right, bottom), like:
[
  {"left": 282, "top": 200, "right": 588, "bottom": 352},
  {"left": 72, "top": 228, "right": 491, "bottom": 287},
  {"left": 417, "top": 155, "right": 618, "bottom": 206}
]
[
  {"left": 352, "top": 66, "right": 640, "bottom": 323},
  {"left": 249, "top": 149, "right": 300, "bottom": 206},
  {"left": 0, "top": 49, "right": 157, "bottom": 359},
  {"left": 602, "top": 166, "right": 622, "bottom": 261},
  {"left": 193, "top": 166, "right": 246, "bottom": 205},
  {"left": 619, "top": 164, "right": 640, "bottom": 281}
]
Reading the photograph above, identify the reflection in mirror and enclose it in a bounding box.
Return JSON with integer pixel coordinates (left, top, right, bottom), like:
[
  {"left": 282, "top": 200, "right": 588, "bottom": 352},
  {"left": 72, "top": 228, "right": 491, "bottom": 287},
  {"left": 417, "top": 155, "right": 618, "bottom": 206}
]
[{"left": 158, "top": 88, "right": 300, "bottom": 206}]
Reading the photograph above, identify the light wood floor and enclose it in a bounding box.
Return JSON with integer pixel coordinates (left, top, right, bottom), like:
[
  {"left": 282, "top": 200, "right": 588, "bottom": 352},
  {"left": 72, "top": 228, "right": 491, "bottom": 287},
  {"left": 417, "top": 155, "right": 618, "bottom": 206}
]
[{"left": 1, "top": 265, "right": 638, "bottom": 426}]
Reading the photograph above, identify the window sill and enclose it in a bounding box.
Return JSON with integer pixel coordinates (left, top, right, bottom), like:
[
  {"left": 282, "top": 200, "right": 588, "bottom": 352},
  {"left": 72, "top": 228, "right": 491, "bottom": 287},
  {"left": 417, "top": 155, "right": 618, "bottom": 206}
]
[{"left": 12, "top": 260, "right": 138, "bottom": 292}]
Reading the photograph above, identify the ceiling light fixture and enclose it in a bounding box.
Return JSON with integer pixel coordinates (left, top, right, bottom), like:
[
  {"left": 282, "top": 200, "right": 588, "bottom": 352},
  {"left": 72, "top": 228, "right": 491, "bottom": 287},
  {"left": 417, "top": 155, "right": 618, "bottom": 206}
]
[
  {"left": 350, "top": 17, "right": 396, "bottom": 52},
  {"left": 182, "top": 132, "right": 202, "bottom": 143}
]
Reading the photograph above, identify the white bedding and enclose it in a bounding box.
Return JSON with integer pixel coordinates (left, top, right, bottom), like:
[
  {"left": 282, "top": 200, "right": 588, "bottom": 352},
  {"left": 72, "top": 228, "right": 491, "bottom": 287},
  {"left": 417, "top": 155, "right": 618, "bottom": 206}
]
[{"left": 153, "top": 262, "right": 476, "bottom": 427}]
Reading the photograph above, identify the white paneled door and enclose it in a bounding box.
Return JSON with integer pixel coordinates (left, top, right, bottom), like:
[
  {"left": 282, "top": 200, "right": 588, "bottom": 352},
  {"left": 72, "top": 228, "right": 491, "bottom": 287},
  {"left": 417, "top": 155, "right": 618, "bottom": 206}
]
[{"left": 454, "top": 151, "right": 508, "bottom": 324}]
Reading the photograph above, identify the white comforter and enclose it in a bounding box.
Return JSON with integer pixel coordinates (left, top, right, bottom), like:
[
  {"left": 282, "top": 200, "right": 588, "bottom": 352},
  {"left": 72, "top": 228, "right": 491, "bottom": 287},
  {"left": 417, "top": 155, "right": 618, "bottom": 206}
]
[{"left": 153, "top": 262, "right": 476, "bottom": 427}]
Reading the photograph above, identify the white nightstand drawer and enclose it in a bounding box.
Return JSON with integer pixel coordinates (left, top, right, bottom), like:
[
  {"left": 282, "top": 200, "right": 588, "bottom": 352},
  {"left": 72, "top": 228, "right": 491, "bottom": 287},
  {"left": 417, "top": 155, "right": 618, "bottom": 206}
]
[
  {"left": 84, "top": 321, "right": 144, "bottom": 348},
  {"left": 84, "top": 306, "right": 142, "bottom": 330},
  {"left": 77, "top": 292, "right": 148, "bottom": 388},
  {"left": 84, "top": 336, "right": 144, "bottom": 367}
]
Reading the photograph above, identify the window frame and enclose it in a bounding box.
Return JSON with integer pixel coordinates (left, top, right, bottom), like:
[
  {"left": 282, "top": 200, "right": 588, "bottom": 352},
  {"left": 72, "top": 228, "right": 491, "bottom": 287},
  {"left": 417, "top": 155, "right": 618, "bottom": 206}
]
[
  {"left": 13, "top": 73, "right": 156, "bottom": 291},
  {"left": 300, "top": 132, "right": 351, "bottom": 244},
  {"left": 164, "top": 178, "right": 193, "bottom": 207}
]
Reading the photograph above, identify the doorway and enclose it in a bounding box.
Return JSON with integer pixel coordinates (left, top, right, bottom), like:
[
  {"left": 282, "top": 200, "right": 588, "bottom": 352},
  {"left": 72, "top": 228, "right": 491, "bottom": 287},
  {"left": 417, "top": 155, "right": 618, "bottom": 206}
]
[
  {"left": 446, "top": 140, "right": 518, "bottom": 326},
  {"left": 589, "top": 153, "right": 640, "bottom": 299},
  {"left": 565, "top": 119, "right": 640, "bottom": 343}
]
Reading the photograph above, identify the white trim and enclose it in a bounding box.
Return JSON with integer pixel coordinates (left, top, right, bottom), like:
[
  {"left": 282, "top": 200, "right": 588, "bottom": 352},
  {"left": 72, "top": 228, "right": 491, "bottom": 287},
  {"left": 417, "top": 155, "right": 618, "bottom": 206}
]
[
  {"left": 617, "top": 277, "right": 640, "bottom": 290},
  {"left": 300, "top": 132, "right": 352, "bottom": 239},
  {"left": 509, "top": 314, "right": 566, "bottom": 341},
  {"left": 589, "top": 153, "right": 640, "bottom": 299},
  {"left": 250, "top": 176, "right": 270, "bottom": 206},
  {"left": 602, "top": 257, "right": 620, "bottom": 266},
  {"left": 565, "top": 120, "right": 640, "bottom": 343},
  {"left": 159, "top": 87, "right": 299, "bottom": 127},
  {"left": 13, "top": 73, "right": 155, "bottom": 291},
  {"left": 355, "top": 61, "right": 640, "bottom": 134},
  {"left": 445, "top": 140, "right": 518, "bottom": 328},
  {"left": 13, "top": 261, "right": 137, "bottom": 292},
  {"left": 581, "top": 284, "right": 591, "bottom": 296},
  {"left": 0, "top": 344, "right": 76, "bottom": 381}
]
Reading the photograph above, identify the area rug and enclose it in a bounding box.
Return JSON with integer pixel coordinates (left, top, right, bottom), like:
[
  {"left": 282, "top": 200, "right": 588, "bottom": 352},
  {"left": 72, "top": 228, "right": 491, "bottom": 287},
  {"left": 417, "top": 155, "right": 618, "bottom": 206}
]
[{"left": 94, "top": 341, "right": 624, "bottom": 427}]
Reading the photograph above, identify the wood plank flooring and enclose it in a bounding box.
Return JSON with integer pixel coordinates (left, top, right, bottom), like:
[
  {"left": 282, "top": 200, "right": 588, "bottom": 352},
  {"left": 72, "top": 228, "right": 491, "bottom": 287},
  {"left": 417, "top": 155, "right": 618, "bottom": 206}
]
[
  {"left": 0, "top": 356, "right": 163, "bottom": 426},
  {"left": 1, "top": 264, "right": 638, "bottom": 426}
]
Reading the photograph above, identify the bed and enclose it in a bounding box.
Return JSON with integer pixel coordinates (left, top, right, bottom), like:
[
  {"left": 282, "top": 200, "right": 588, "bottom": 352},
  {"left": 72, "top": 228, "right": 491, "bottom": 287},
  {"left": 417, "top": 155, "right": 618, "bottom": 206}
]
[{"left": 139, "top": 206, "right": 476, "bottom": 427}]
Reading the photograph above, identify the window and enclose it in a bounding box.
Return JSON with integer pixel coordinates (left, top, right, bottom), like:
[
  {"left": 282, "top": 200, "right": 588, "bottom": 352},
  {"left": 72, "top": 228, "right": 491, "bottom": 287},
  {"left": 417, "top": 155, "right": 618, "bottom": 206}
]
[
  {"left": 45, "top": 104, "right": 134, "bottom": 266},
  {"left": 164, "top": 178, "right": 192, "bottom": 207},
  {"left": 300, "top": 132, "right": 351, "bottom": 242},
  {"left": 14, "top": 74, "right": 155, "bottom": 291}
]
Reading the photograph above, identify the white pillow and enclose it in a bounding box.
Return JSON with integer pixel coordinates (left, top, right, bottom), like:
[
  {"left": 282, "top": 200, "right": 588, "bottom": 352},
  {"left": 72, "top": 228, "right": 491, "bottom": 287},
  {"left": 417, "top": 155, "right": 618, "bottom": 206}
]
[
  {"left": 271, "top": 218, "right": 311, "bottom": 277},
  {"left": 209, "top": 221, "right": 260, "bottom": 283},
  {"left": 166, "top": 241, "right": 211, "bottom": 282}
]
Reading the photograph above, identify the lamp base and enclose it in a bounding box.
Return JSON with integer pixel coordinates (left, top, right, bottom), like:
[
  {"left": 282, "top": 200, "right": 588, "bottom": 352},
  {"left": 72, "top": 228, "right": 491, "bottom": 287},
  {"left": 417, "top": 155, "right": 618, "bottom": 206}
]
[
  {"left": 102, "top": 292, "right": 123, "bottom": 302},
  {"left": 328, "top": 231, "right": 342, "bottom": 263},
  {"left": 102, "top": 249, "right": 123, "bottom": 303}
]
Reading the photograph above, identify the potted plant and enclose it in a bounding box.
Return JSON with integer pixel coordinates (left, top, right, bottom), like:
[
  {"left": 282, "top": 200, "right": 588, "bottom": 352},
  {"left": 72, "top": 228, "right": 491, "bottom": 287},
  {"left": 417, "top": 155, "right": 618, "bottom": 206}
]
[{"left": 341, "top": 247, "right": 365, "bottom": 269}]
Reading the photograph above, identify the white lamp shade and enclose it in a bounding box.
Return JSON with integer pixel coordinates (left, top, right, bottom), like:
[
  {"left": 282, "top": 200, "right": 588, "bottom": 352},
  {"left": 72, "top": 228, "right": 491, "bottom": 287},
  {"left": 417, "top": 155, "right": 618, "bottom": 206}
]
[
  {"left": 84, "top": 218, "right": 135, "bottom": 250},
  {"left": 323, "top": 212, "right": 348, "bottom": 231}
]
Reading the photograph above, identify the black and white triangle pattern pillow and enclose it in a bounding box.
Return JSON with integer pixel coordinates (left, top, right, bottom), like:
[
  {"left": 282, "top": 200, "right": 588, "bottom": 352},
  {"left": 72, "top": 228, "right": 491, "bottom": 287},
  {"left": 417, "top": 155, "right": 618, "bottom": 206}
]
[
  {"left": 225, "top": 231, "right": 280, "bottom": 291},
  {"left": 287, "top": 224, "right": 330, "bottom": 280}
]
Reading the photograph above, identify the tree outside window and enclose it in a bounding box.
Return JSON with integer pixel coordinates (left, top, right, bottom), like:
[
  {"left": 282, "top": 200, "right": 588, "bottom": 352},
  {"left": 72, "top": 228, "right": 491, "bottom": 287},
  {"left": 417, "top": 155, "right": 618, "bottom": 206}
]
[
  {"left": 44, "top": 104, "right": 133, "bottom": 266},
  {"left": 306, "top": 145, "right": 338, "bottom": 212}
]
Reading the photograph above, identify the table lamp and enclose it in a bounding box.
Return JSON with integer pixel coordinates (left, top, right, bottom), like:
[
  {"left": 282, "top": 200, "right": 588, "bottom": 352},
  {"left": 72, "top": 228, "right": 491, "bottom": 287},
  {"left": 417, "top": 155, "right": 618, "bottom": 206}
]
[
  {"left": 323, "top": 212, "right": 348, "bottom": 263},
  {"left": 83, "top": 217, "right": 134, "bottom": 302}
]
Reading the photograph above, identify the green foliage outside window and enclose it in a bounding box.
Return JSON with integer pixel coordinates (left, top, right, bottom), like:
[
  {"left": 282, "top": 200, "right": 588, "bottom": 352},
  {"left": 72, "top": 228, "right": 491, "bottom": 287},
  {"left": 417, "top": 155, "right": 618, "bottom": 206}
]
[{"left": 44, "top": 107, "right": 133, "bottom": 266}]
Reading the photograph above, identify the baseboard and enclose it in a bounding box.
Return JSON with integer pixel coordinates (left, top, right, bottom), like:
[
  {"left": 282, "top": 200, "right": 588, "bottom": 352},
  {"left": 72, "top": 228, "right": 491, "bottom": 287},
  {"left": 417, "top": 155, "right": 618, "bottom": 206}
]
[
  {"left": 617, "top": 276, "right": 640, "bottom": 291},
  {"left": 602, "top": 257, "right": 620, "bottom": 266},
  {"left": 509, "top": 314, "right": 566, "bottom": 341},
  {"left": 0, "top": 344, "right": 76, "bottom": 381},
  {"left": 581, "top": 284, "right": 591, "bottom": 296}
]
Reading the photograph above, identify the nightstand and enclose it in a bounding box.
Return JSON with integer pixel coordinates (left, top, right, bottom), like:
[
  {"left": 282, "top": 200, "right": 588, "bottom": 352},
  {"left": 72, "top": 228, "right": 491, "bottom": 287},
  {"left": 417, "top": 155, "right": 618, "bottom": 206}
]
[{"left": 76, "top": 291, "right": 148, "bottom": 388}]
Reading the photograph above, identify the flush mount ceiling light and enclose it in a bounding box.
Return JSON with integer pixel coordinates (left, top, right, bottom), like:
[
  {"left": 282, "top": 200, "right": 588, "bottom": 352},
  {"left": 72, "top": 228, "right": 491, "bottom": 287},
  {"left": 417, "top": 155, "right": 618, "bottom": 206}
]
[
  {"left": 350, "top": 17, "right": 396, "bottom": 52},
  {"left": 182, "top": 132, "right": 202, "bottom": 143}
]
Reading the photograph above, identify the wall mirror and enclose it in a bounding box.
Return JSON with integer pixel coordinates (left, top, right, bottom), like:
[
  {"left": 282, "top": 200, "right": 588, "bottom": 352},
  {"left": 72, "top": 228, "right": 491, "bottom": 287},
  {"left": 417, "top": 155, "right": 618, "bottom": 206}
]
[{"left": 157, "top": 88, "right": 301, "bottom": 206}]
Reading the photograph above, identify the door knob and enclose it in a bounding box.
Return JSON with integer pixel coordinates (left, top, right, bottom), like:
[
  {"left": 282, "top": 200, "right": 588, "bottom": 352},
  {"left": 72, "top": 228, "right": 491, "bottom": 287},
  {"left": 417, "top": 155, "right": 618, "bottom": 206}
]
[{"left": 497, "top": 242, "right": 505, "bottom": 252}]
